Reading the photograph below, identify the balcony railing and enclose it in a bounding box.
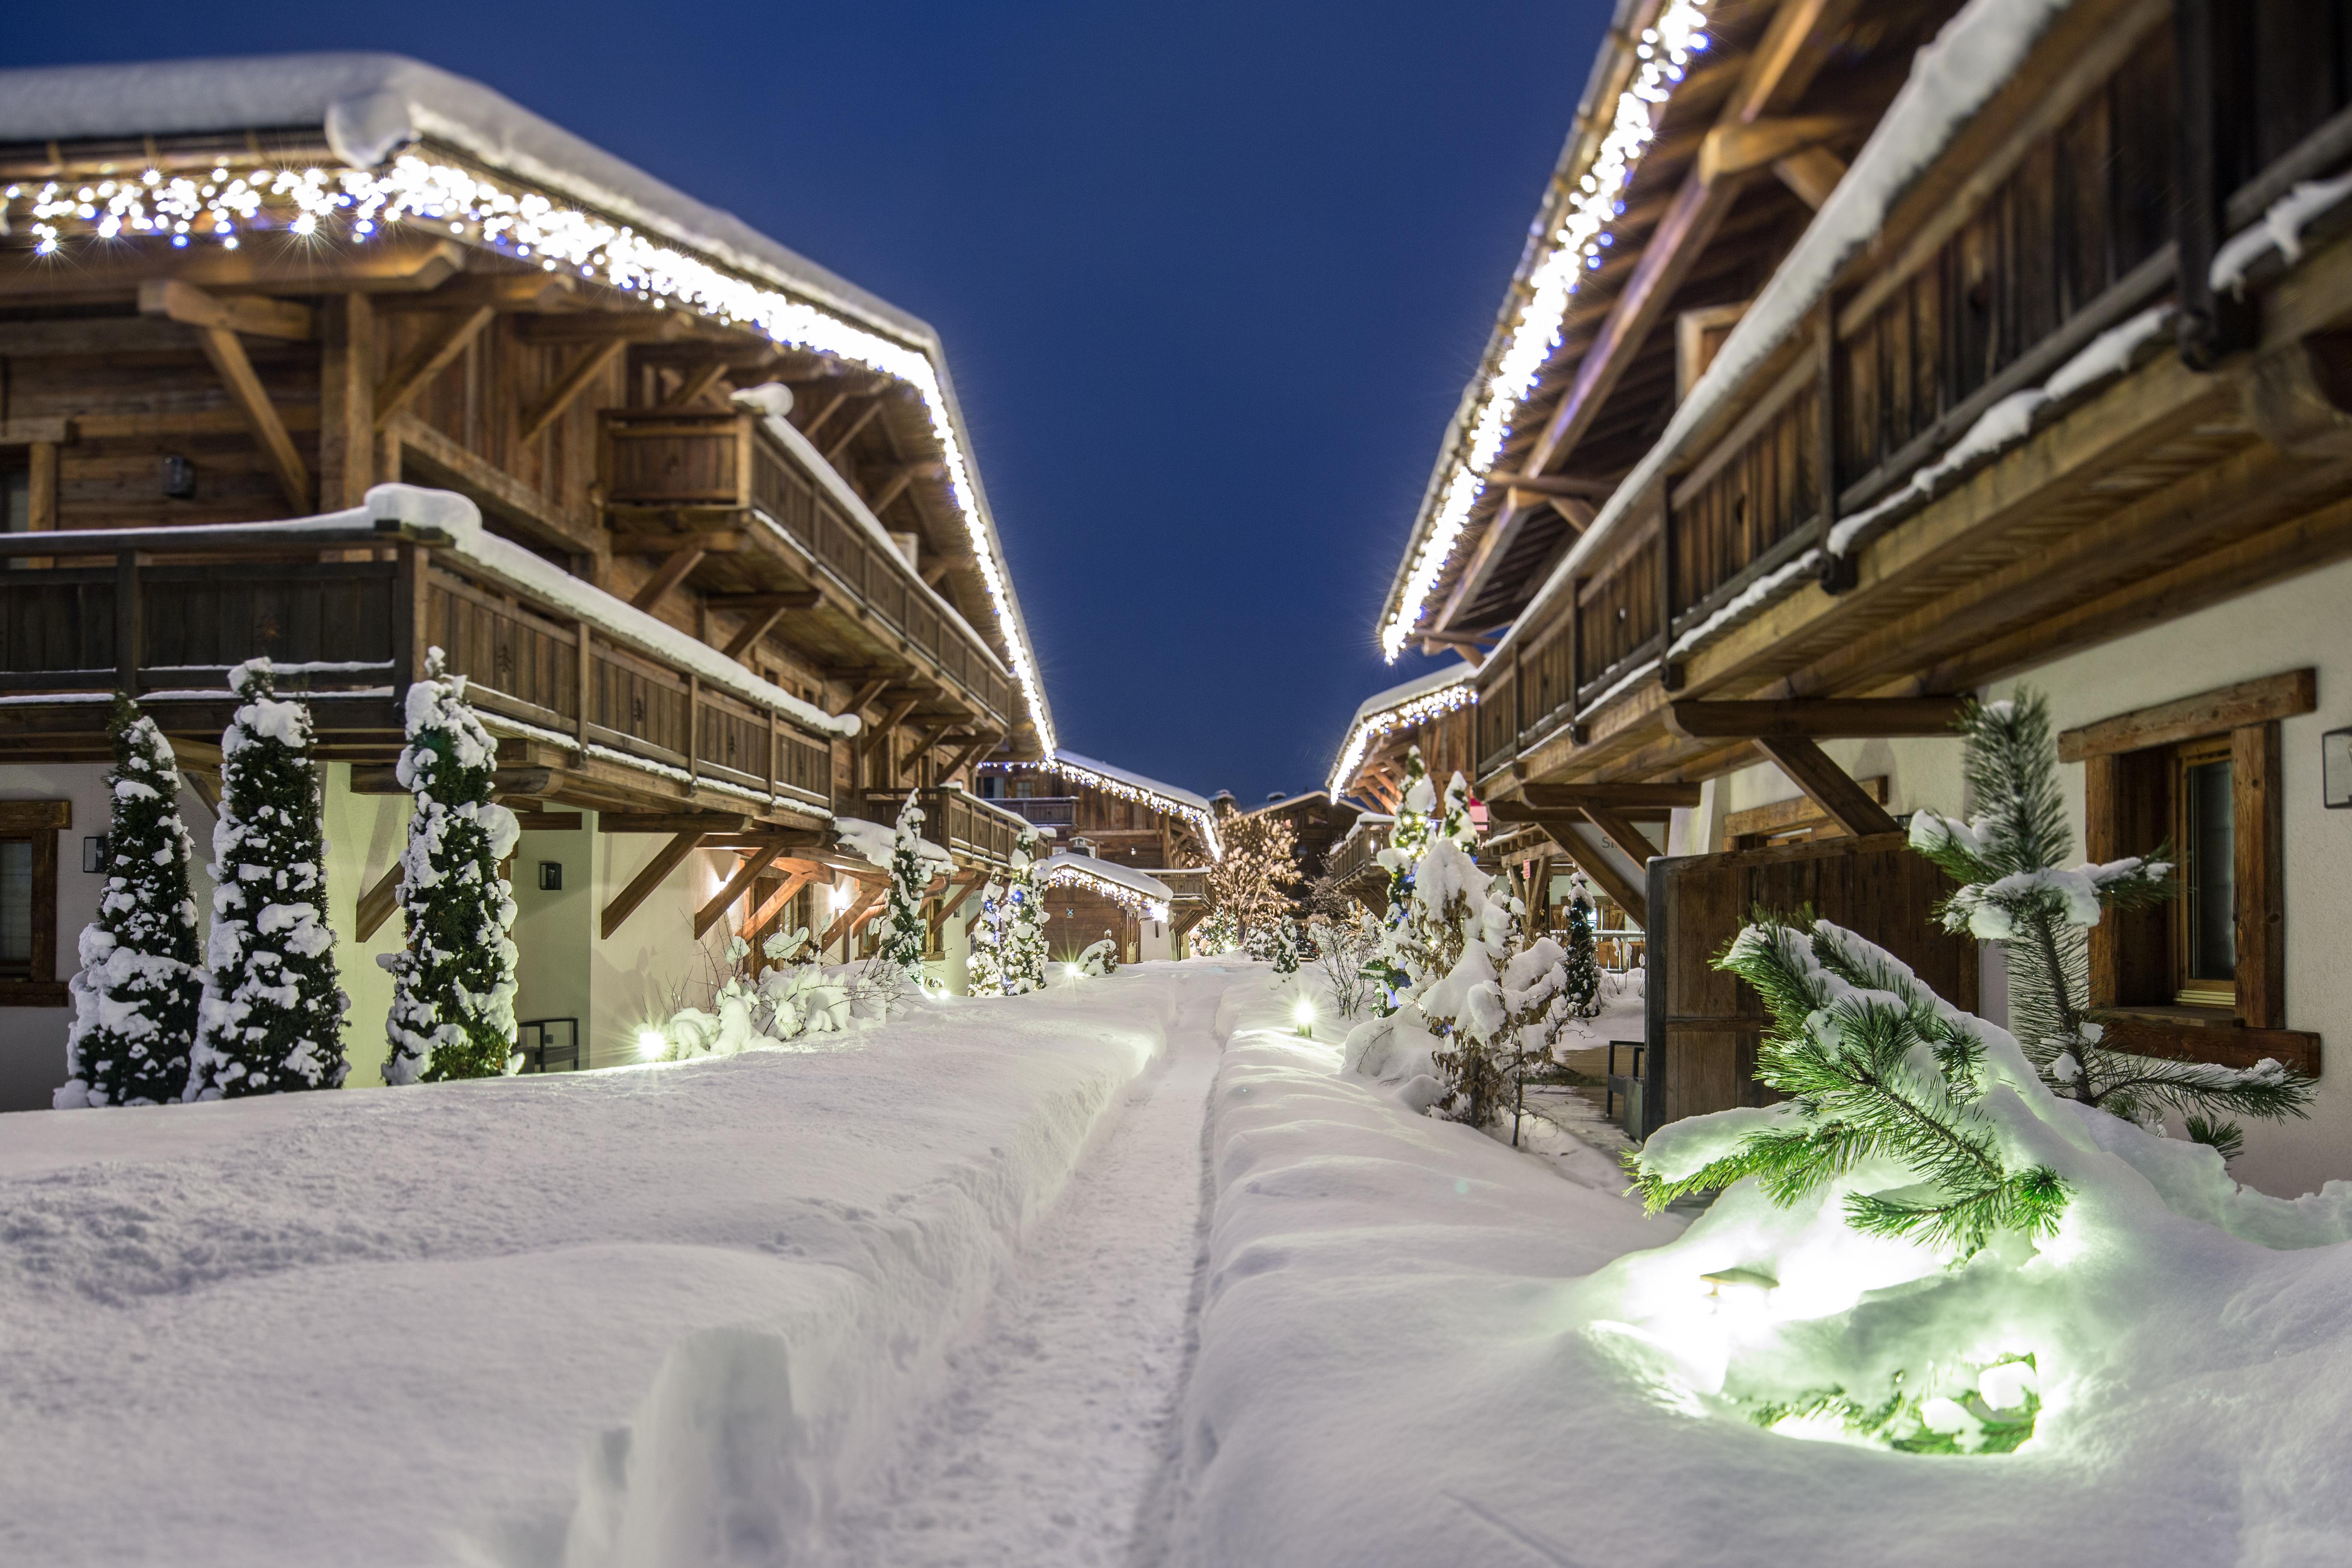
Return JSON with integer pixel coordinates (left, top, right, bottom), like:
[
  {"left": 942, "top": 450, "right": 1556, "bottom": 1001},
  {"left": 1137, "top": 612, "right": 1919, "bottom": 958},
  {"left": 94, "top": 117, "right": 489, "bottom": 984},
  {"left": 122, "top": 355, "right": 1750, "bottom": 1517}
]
[
  {"left": 600, "top": 407, "right": 1016, "bottom": 728},
  {"left": 1473, "top": 7, "right": 2352, "bottom": 778},
  {"left": 992, "top": 794, "right": 1078, "bottom": 828},
  {"left": 0, "top": 515, "right": 839, "bottom": 814},
  {"left": 1327, "top": 820, "right": 1392, "bottom": 891},
  {"left": 851, "top": 786, "right": 1029, "bottom": 867}
]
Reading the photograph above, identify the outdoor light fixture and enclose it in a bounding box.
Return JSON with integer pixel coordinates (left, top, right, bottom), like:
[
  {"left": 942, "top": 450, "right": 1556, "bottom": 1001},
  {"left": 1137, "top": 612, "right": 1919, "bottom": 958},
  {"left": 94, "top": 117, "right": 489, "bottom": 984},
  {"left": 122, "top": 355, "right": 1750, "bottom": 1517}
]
[
  {"left": 538, "top": 861, "right": 563, "bottom": 891},
  {"left": 83, "top": 836, "right": 107, "bottom": 874},
  {"left": 1293, "top": 997, "right": 1315, "bottom": 1037},
  {"left": 2325, "top": 726, "right": 2352, "bottom": 808},
  {"left": 1064, "top": 963, "right": 1083, "bottom": 981},
  {"left": 829, "top": 882, "right": 854, "bottom": 915},
  {"left": 635, "top": 1027, "right": 668, "bottom": 1061}
]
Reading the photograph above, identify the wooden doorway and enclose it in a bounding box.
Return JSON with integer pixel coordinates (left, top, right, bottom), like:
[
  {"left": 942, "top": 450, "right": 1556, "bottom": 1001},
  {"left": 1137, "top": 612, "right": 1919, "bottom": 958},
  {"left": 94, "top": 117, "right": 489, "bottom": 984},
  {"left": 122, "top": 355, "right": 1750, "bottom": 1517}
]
[{"left": 1638, "top": 832, "right": 1976, "bottom": 1138}]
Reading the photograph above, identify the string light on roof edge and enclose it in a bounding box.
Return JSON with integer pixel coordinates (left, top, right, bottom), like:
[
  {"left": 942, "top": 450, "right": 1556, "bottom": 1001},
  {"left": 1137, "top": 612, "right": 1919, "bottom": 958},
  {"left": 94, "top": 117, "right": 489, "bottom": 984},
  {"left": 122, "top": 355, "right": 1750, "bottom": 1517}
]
[
  {"left": 1023, "top": 756, "right": 1223, "bottom": 862},
  {"left": 1378, "top": 0, "right": 1711, "bottom": 661},
  {"left": 1041, "top": 861, "right": 1168, "bottom": 919},
  {"left": 1326, "top": 678, "right": 1478, "bottom": 799},
  {"left": 3, "top": 155, "right": 1055, "bottom": 755}
]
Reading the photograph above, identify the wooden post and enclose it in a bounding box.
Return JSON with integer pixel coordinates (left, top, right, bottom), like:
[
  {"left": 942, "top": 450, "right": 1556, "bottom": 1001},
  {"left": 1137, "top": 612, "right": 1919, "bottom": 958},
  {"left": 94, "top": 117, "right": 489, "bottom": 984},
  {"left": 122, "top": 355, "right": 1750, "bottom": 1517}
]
[
  {"left": 320, "top": 293, "right": 375, "bottom": 511},
  {"left": 2234, "top": 721, "right": 2285, "bottom": 1028},
  {"left": 114, "top": 550, "right": 142, "bottom": 696},
  {"left": 391, "top": 541, "right": 427, "bottom": 704},
  {"left": 574, "top": 620, "right": 595, "bottom": 744},
  {"left": 2083, "top": 753, "right": 2122, "bottom": 1008},
  {"left": 1568, "top": 576, "right": 1584, "bottom": 727},
  {"left": 1657, "top": 480, "right": 1681, "bottom": 691},
  {"left": 1816, "top": 298, "right": 1857, "bottom": 592}
]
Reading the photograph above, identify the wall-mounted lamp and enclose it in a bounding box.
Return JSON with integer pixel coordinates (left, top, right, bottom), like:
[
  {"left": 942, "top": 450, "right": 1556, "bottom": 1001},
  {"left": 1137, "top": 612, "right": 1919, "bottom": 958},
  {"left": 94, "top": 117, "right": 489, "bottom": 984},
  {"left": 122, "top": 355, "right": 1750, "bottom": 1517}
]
[
  {"left": 2326, "top": 728, "right": 2352, "bottom": 809},
  {"left": 538, "top": 861, "right": 564, "bottom": 891}
]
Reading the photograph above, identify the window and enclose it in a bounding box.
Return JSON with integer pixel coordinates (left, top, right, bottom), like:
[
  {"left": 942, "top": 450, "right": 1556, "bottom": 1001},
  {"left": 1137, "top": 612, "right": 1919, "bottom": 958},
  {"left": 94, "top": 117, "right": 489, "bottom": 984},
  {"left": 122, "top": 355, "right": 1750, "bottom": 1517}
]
[
  {"left": 2066, "top": 670, "right": 2315, "bottom": 1075},
  {"left": 0, "top": 800, "right": 70, "bottom": 1007}
]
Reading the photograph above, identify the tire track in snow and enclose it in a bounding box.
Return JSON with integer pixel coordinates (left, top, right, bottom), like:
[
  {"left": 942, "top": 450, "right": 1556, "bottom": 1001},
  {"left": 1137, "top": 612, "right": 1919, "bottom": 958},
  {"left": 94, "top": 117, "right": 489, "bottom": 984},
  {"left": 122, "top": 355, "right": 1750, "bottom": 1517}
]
[{"left": 828, "top": 969, "right": 1241, "bottom": 1567}]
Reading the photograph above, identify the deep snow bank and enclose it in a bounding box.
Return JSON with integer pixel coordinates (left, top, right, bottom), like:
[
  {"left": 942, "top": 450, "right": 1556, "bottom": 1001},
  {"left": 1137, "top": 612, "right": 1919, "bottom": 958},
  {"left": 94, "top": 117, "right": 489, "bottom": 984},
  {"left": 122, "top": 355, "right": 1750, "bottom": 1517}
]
[
  {"left": 0, "top": 971, "right": 1214, "bottom": 1567},
  {"left": 1177, "top": 975, "right": 2352, "bottom": 1568},
  {"left": 1167, "top": 978, "right": 1674, "bottom": 1567}
]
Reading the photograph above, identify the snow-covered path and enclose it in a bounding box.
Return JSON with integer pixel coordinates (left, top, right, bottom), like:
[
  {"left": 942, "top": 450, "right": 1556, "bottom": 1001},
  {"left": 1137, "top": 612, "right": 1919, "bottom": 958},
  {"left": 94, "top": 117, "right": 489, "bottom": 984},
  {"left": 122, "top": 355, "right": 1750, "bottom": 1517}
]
[{"left": 828, "top": 965, "right": 1230, "bottom": 1566}]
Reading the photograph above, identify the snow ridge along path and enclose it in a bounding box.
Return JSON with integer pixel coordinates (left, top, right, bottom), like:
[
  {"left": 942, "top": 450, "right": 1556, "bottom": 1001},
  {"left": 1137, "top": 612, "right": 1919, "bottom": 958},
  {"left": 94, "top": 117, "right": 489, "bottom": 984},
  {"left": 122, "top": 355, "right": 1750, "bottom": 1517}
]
[
  {"left": 828, "top": 962, "right": 1241, "bottom": 1566},
  {"left": 0, "top": 967, "right": 1234, "bottom": 1568}
]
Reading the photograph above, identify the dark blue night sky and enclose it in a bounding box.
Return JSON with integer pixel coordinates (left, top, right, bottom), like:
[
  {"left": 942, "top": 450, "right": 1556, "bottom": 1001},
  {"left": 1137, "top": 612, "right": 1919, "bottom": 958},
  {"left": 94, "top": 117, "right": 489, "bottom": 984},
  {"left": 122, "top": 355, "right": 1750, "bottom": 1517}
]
[{"left": 6, "top": 1, "right": 1613, "bottom": 803}]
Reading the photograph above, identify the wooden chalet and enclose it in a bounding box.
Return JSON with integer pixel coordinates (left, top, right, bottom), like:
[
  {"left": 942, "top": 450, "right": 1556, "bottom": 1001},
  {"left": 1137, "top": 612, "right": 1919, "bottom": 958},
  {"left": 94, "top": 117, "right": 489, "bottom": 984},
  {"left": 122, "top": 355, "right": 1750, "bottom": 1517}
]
[
  {"left": 1371, "top": 0, "right": 2352, "bottom": 1196},
  {"left": 0, "top": 54, "right": 1058, "bottom": 1101},
  {"left": 1243, "top": 791, "right": 1361, "bottom": 889},
  {"left": 976, "top": 750, "right": 1221, "bottom": 960}
]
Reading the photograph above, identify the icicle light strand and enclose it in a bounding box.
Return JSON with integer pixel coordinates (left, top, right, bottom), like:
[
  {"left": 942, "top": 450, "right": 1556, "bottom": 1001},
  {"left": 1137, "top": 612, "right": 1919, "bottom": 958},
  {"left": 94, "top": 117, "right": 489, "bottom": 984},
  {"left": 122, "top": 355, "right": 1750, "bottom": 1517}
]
[
  {"left": 1379, "top": 0, "right": 1711, "bottom": 660},
  {"left": 1326, "top": 677, "right": 1477, "bottom": 800},
  {"left": 5, "top": 155, "right": 1054, "bottom": 753}
]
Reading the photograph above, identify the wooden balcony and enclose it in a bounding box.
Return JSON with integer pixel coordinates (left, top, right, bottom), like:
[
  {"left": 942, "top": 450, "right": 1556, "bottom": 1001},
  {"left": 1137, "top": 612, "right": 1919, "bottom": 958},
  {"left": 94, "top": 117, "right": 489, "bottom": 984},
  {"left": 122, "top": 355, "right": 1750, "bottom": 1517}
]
[
  {"left": 848, "top": 786, "right": 1029, "bottom": 868},
  {"left": 600, "top": 407, "right": 1016, "bottom": 734},
  {"left": 1327, "top": 819, "right": 1393, "bottom": 894},
  {"left": 1474, "top": 1, "right": 2352, "bottom": 786},
  {"left": 0, "top": 512, "right": 840, "bottom": 823}
]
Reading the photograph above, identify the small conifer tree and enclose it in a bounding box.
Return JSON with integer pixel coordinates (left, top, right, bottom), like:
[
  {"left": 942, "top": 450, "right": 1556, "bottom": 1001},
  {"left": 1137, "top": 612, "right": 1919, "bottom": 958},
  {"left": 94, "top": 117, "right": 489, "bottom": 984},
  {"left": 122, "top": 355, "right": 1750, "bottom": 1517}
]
[
  {"left": 878, "top": 794, "right": 934, "bottom": 983},
  {"left": 1001, "top": 829, "right": 1049, "bottom": 994},
  {"left": 186, "top": 660, "right": 349, "bottom": 1099},
  {"left": 1561, "top": 877, "right": 1603, "bottom": 1019},
  {"left": 1910, "top": 691, "right": 2314, "bottom": 1143},
  {"left": 60, "top": 698, "right": 204, "bottom": 1107},
  {"left": 1272, "top": 913, "right": 1301, "bottom": 975},
  {"left": 382, "top": 650, "right": 521, "bottom": 1084},
  {"left": 966, "top": 879, "right": 1007, "bottom": 996}
]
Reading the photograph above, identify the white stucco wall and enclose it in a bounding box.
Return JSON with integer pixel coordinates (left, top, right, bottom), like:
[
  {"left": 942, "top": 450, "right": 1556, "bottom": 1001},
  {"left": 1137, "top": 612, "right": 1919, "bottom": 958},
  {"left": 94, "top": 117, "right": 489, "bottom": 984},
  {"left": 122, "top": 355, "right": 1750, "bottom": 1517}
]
[
  {"left": 0, "top": 762, "right": 114, "bottom": 1111},
  {"left": 1699, "top": 557, "right": 2352, "bottom": 1198}
]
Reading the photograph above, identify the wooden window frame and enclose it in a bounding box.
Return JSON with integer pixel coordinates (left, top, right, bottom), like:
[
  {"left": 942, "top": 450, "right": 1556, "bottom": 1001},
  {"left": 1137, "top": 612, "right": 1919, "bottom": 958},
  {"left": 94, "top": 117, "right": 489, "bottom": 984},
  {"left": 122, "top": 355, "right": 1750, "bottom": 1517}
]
[
  {"left": 2064, "top": 670, "right": 2316, "bottom": 1076},
  {"left": 0, "top": 798, "right": 72, "bottom": 1008}
]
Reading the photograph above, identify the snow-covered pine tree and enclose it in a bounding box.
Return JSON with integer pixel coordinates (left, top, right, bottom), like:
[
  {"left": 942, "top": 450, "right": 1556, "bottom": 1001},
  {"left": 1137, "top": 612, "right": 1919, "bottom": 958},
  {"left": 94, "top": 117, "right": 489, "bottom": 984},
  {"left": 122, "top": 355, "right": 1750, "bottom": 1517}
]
[
  {"left": 1365, "top": 747, "right": 1435, "bottom": 1014},
  {"left": 1001, "top": 828, "right": 1048, "bottom": 994},
  {"left": 381, "top": 650, "right": 521, "bottom": 1085},
  {"left": 1272, "top": 913, "right": 1301, "bottom": 975},
  {"left": 966, "top": 878, "right": 1007, "bottom": 996},
  {"left": 186, "top": 660, "right": 349, "bottom": 1099},
  {"left": 1636, "top": 918, "right": 2070, "bottom": 1256},
  {"left": 59, "top": 697, "right": 204, "bottom": 1107},
  {"left": 1562, "top": 876, "right": 1602, "bottom": 1019},
  {"left": 878, "top": 793, "right": 933, "bottom": 983},
  {"left": 1910, "top": 690, "right": 2314, "bottom": 1143}
]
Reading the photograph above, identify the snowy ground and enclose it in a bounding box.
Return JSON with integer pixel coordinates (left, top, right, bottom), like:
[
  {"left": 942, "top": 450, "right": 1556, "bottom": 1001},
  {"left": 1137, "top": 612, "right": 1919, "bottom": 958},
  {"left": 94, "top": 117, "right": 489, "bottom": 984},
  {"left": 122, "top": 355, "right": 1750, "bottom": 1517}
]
[{"left": 16, "top": 959, "right": 2352, "bottom": 1567}]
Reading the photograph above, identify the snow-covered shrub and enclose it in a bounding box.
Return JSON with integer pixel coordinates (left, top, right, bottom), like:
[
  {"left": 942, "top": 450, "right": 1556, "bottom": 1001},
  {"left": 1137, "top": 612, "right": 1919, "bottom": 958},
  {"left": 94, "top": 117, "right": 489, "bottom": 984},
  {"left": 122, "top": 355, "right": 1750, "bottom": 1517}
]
[
  {"left": 1910, "top": 690, "right": 2313, "bottom": 1144},
  {"left": 186, "top": 660, "right": 349, "bottom": 1099},
  {"left": 1306, "top": 909, "right": 1380, "bottom": 1020},
  {"left": 656, "top": 930, "right": 851, "bottom": 1059},
  {"left": 1599, "top": 914, "right": 2352, "bottom": 1456},
  {"left": 1077, "top": 935, "right": 1119, "bottom": 977},
  {"left": 380, "top": 650, "right": 520, "bottom": 1084},
  {"left": 1560, "top": 875, "right": 1602, "bottom": 1019},
  {"left": 59, "top": 699, "right": 203, "bottom": 1107},
  {"left": 1271, "top": 915, "right": 1301, "bottom": 975}
]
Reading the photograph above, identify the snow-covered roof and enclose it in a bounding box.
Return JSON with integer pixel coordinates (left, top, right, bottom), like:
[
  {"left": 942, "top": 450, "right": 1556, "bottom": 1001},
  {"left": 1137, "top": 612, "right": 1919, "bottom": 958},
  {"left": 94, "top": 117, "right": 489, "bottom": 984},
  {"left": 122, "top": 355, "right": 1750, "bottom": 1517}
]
[
  {"left": 1037, "top": 853, "right": 1173, "bottom": 905},
  {"left": 0, "top": 51, "right": 1055, "bottom": 755},
  {"left": 1325, "top": 661, "right": 1477, "bottom": 799},
  {"left": 1026, "top": 750, "right": 1222, "bottom": 862},
  {"left": 1048, "top": 750, "right": 1212, "bottom": 815},
  {"left": 1488, "top": 0, "right": 2070, "bottom": 666}
]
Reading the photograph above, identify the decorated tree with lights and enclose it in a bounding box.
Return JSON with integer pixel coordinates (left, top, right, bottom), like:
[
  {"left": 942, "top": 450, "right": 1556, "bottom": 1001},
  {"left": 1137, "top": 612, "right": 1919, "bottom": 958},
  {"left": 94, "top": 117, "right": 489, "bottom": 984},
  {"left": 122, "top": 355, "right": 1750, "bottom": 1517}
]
[
  {"left": 59, "top": 698, "right": 204, "bottom": 1107},
  {"left": 186, "top": 661, "right": 349, "bottom": 1100},
  {"left": 1561, "top": 875, "right": 1603, "bottom": 1019},
  {"left": 1909, "top": 691, "right": 2314, "bottom": 1149},
  {"left": 1272, "top": 914, "right": 1302, "bottom": 976},
  {"left": 1001, "top": 828, "right": 1049, "bottom": 995},
  {"left": 1363, "top": 747, "right": 1435, "bottom": 1013},
  {"left": 877, "top": 794, "right": 935, "bottom": 984},
  {"left": 1205, "top": 811, "right": 1300, "bottom": 957},
  {"left": 966, "top": 879, "right": 1007, "bottom": 997},
  {"left": 382, "top": 650, "right": 521, "bottom": 1085}
]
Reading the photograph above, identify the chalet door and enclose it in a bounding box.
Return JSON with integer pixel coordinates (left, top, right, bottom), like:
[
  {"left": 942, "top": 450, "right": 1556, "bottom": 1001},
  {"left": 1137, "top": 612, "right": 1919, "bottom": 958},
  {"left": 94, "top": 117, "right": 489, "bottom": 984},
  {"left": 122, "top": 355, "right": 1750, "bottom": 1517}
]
[{"left": 1637, "top": 832, "right": 1976, "bottom": 1138}]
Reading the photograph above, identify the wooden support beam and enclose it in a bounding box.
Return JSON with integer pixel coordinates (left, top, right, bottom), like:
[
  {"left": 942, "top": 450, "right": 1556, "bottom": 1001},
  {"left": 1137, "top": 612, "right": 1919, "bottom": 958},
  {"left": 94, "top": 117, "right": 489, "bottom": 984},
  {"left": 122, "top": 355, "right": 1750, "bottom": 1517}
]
[
  {"left": 844, "top": 677, "right": 891, "bottom": 715},
  {"left": 350, "top": 763, "right": 558, "bottom": 797},
  {"left": 898, "top": 720, "right": 956, "bottom": 778},
  {"left": 357, "top": 863, "right": 403, "bottom": 943},
  {"left": 1541, "top": 820, "right": 1648, "bottom": 928},
  {"left": 519, "top": 338, "right": 627, "bottom": 445},
  {"left": 378, "top": 272, "right": 579, "bottom": 311},
  {"left": 860, "top": 694, "right": 922, "bottom": 761},
  {"left": 631, "top": 544, "right": 708, "bottom": 612},
  {"left": 818, "top": 884, "right": 883, "bottom": 951},
  {"left": 723, "top": 603, "right": 792, "bottom": 660},
  {"left": 598, "top": 812, "right": 750, "bottom": 833},
  {"left": 509, "top": 810, "right": 584, "bottom": 832},
  {"left": 798, "top": 388, "right": 852, "bottom": 439},
  {"left": 612, "top": 530, "right": 745, "bottom": 555},
  {"left": 662, "top": 360, "right": 733, "bottom": 410},
  {"left": 1666, "top": 698, "right": 1967, "bottom": 740},
  {"left": 1417, "top": 632, "right": 1487, "bottom": 667},
  {"left": 1434, "top": 501, "right": 1536, "bottom": 634},
  {"left": 180, "top": 318, "right": 310, "bottom": 513},
  {"left": 937, "top": 732, "right": 1001, "bottom": 785},
  {"left": 0, "top": 233, "right": 465, "bottom": 300},
  {"left": 1579, "top": 805, "right": 1663, "bottom": 869},
  {"left": 865, "top": 464, "right": 934, "bottom": 514},
  {"left": 1519, "top": 780, "right": 1702, "bottom": 811},
  {"left": 602, "top": 830, "right": 709, "bottom": 940},
  {"left": 1697, "top": 115, "right": 1859, "bottom": 182},
  {"left": 822, "top": 399, "right": 886, "bottom": 464},
  {"left": 137, "top": 278, "right": 313, "bottom": 341},
  {"left": 1482, "top": 471, "right": 1616, "bottom": 499},
  {"left": 374, "top": 306, "right": 496, "bottom": 431},
  {"left": 741, "top": 868, "right": 817, "bottom": 943},
  {"left": 931, "top": 871, "right": 986, "bottom": 937},
  {"left": 1752, "top": 735, "right": 1900, "bottom": 838},
  {"left": 1774, "top": 146, "right": 1848, "bottom": 210},
  {"left": 694, "top": 842, "right": 787, "bottom": 939}
]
